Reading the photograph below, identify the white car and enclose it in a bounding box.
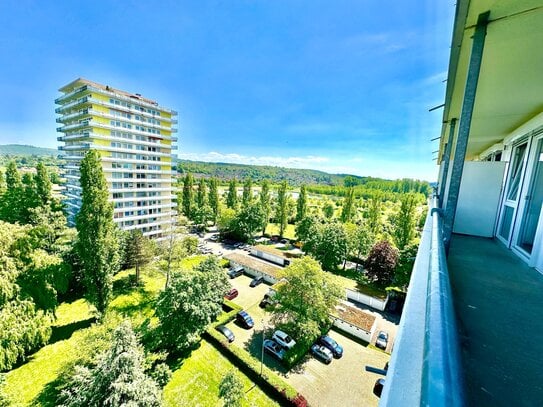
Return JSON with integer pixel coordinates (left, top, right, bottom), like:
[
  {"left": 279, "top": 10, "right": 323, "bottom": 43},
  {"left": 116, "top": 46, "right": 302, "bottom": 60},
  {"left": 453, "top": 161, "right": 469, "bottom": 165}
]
[{"left": 272, "top": 330, "right": 296, "bottom": 350}]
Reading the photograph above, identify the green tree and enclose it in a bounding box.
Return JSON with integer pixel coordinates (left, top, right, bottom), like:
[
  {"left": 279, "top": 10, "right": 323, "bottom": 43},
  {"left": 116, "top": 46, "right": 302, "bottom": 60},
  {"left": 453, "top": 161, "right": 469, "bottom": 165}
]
[
  {"left": 340, "top": 187, "right": 355, "bottom": 223},
  {"left": 196, "top": 177, "right": 207, "bottom": 208},
  {"left": 276, "top": 180, "right": 288, "bottom": 237},
  {"left": 394, "top": 242, "right": 419, "bottom": 288},
  {"left": 35, "top": 162, "right": 52, "bottom": 205},
  {"left": 310, "top": 222, "right": 348, "bottom": 271},
  {"left": 392, "top": 194, "right": 417, "bottom": 250},
  {"left": 295, "top": 215, "right": 319, "bottom": 244},
  {"left": 230, "top": 202, "right": 265, "bottom": 242},
  {"left": 208, "top": 178, "right": 220, "bottom": 224},
  {"left": 226, "top": 179, "right": 238, "bottom": 209},
  {"left": 365, "top": 240, "right": 399, "bottom": 286},
  {"left": 242, "top": 178, "right": 253, "bottom": 207},
  {"left": 322, "top": 201, "right": 335, "bottom": 219},
  {"left": 58, "top": 321, "right": 161, "bottom": 407},
  {"left": 272, "top": 257, "right": 343, "bottom": 345},
  {"left": 5, "top": 161, "right": 20, "bottom": 190},
  {"left": 259, "top": 180, "right": 271, "bottom": 235},
  {"left": 0, "top": 162, "right": 23, "bottom": 223},
  {"left": 156, "top": 257, "right": 230, "bottom": 351},
  {"left": 367, "top": 194, "right": 381, "bottom": 234},
  {"left": 124, "top": 229, "right": 154, "bottom": 284},
  {"left": 20, "top": 173, "right": 40, "bottom": 222},
  {"left": 219, "top": 371, "right": 245, "bottom": 407},
  {"left": 182, "top": 173, "right": 194, "bottom": 219},
  {"left": 0, "top": 170, "right": 5, "bottom": 197},
  {"left": 296, "top": 184, "right": 307, "bottom": 222},
  {"left": 217, "top": 207, "right": 236, "bottom": 236},
  {"left": 76, "top": 150, "right": 120, "bottom": 317}
]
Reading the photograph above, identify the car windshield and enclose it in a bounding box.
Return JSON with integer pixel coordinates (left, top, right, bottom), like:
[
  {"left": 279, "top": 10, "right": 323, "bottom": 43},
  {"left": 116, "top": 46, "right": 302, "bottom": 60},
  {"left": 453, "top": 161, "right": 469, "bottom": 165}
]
[
  {"left": 284, "top": 335, "right": 292, "bottom": 343},
  {"left": 324, "top": 336, "right": 337, "bottom": 347},
  {"left": 378, "top": 332, "right": 387, "bottom": 339}
]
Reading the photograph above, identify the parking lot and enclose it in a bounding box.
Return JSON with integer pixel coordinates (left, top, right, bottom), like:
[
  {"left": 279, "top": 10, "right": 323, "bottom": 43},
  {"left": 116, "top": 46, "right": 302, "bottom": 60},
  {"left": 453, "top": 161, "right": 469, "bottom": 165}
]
[{"left": 223, "top": 272, "right": 390, "bottom": 407}]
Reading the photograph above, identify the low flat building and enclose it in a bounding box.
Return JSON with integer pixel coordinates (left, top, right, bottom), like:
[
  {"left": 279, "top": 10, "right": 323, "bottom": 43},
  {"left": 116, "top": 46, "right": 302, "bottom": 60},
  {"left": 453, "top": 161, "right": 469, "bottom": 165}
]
[{"left": 224, "top": 252, "right": 282, "bottom": 284}]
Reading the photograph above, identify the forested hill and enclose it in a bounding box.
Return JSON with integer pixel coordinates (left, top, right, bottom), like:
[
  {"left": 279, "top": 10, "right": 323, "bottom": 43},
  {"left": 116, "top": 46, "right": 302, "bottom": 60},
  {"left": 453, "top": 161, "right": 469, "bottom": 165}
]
[
  {"left": 176, "top": 159, "right": 354, "bottom": 185},
  {"left": 176, "top": 159, "right": 430, "bottom": 195},
  {"left": 0, "top": 144, "right": 57, "bottom": 156}
]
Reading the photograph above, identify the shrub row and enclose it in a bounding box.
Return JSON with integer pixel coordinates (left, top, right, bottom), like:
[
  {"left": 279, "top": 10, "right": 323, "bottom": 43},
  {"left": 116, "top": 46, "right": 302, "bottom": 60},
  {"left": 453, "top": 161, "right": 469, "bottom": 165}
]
[{"left": 205, "top": 325, "right": 306, "bottom": 406}]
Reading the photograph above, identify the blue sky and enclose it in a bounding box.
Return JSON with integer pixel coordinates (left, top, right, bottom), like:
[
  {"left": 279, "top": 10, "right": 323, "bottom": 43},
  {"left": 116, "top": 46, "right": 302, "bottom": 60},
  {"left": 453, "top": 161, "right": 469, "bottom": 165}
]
[{"left": 0, "top": 0, "right": 454, "bottom": 180}]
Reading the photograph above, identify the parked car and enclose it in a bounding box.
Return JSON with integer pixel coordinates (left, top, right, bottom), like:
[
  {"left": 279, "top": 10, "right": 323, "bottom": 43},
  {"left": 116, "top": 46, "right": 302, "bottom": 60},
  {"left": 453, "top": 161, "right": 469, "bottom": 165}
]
[
  {"left": 310, "top": 343, "right": 333, "bottom": 364},
  {"left": 280, "top": 238, "right": 289, "bottom": 244},
  {"left": 209, "top": 234, "right": 220, "bottom": 242},
  {"left": 249, "top": 276, "right": 264, "bottom": 287},
  {"left": 259, "top": 292, "right": 277, "bottom": 308},
  {"left": 272, "top": 330, "right": 296, "bottom": 350},
  {"left": 317, "top": 335, "right": 344, "bottom": 358},
  {"left": 224, "top": 288, "right": 238, "bottom": 300},
  {"left": 376, "top": 331, "right": 389, "bottom": 350},
  {"left": 373, "top": 378, "right": 385, "bottom": 397},
  {"left": 216, "top": 325, "right": 235, "bottom": 342},
  {"left": 236, "top": 311, "right": 254, "bottom": 329},
  {"left": 263, "top": 339, "right": 286, "bottom": 361},
  {"left": 227, "top": 266, "right": 244, "bottom": 279}
]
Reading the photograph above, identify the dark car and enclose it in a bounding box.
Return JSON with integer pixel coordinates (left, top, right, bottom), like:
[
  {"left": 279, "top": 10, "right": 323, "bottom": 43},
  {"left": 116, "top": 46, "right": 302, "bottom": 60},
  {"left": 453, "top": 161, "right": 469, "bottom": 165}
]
[
  {"left": 373, "top": 378, "right": 385, "bottom": 397},
  {"left": 216, "top": 325, "right": 235, "bottom": 342},
  {"left": 227, "top": 266, "right": 244, "bottom": 279},
  {"left": 263, "top": 339, "right": 286, "bottom": 360},
  {"left": 317, "top": 335, "right": 343, "bottom": 358},
  {"left": 250, "top": 276, "right": 264, "bottom": 287},
  {"left": 224, "top": 288, "right": 238, "bottom": 300},
  {"left": 236, "top": 311, "right": 254, "bottom": 329}
]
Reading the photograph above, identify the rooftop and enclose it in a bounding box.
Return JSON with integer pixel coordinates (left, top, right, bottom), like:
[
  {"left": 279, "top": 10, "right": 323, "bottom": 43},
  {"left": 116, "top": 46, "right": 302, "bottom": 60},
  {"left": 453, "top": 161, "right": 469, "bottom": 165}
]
[
  {"left": 224, "top": 252, "right": 283, "bottom": 278},
  {"left": 333, "top": 303, "right": 376, "bottom": 333}
]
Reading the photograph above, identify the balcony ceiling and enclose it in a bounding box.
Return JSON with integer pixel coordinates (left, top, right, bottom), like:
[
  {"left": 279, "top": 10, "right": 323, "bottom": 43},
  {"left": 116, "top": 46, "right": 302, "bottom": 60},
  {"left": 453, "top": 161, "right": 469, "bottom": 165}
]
[{"left": 441, "top": 0, "right": 543, "bottom": 160}]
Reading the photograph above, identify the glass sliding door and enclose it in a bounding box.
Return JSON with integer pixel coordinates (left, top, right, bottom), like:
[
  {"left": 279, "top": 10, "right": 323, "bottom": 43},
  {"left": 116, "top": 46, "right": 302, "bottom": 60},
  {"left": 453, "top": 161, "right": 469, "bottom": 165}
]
[
  {"left": 497, "top": 141, "right": 528, "bottom": 244},
  {"left": 515, "top": 137, "right": 543, "bottom": 255}
]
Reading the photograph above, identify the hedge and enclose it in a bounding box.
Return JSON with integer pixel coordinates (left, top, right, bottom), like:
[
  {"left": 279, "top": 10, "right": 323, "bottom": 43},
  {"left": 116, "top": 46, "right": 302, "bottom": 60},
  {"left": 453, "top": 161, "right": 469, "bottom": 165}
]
[{"left": 206, "top": 306, "right": 307, "bottom": 406}]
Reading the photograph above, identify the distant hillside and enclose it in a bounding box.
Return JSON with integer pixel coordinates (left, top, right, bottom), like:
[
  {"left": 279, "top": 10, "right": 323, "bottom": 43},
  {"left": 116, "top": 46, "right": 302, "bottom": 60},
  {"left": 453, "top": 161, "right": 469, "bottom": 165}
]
[
  {"left": 176, "top": 159, "right": 369, "bottom": 186},
  {"left": 0, "top": 144, "right": 58, "bottom": 157}
]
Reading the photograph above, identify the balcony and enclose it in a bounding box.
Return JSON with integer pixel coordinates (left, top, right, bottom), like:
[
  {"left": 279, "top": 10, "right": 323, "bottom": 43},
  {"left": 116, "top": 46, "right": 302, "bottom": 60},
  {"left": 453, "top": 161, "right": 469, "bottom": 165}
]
[
  {"left": 380, "top": 199, "right": 543, "bottom": 406},
  {"left": 447, "top": 235, "right": 543, "bottom": 406}
]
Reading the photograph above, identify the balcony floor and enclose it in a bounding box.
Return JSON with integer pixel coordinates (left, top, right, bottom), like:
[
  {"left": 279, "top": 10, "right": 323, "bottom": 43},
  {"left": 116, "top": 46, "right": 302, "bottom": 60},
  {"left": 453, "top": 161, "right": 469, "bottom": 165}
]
[{"left": 448, "top": 234, "right": 543, "bottom": 407}]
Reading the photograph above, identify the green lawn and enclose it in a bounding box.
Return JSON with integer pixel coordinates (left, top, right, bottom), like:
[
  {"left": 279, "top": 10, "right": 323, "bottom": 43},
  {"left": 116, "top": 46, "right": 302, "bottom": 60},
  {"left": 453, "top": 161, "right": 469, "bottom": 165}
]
[
  {"left": 164, "top": 341, "right": 278, "bottom": 407},
  {"left": 264, "top": 223, "right": 297, "bottom": 240},
  {"left": 4, "top": 255, "right": 278, "bottom": 406}
]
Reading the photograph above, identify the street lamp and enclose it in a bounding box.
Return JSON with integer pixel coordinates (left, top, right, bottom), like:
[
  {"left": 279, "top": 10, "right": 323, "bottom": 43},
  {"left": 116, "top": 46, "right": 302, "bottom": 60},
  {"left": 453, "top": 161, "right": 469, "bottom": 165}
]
[{"left": 260, "top": 319, "right": 266, "bottom": 377}]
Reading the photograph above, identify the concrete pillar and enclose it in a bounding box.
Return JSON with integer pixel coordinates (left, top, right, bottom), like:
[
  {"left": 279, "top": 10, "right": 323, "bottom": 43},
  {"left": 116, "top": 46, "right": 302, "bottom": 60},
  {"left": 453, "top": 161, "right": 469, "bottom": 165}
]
[{"left": 443, "top": 11, "right": 490, "bottom": 249}]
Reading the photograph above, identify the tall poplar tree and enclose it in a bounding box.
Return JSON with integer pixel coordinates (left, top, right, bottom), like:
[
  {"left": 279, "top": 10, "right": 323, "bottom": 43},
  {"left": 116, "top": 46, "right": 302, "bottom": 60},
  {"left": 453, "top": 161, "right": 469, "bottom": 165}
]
[
  {"left": 296, "top": 184, "right": 307, "bottom": 222},
  {"left": 35, "top": 162, "right": 52, "bottom": 205},
  {"left": 226, "top": 179, "right": 238, "bottom": 209},
  {"left": 196, "top": 177, "right": 207, "bottom": 208},
  {"left": 276, "top": 180, "right": 288, "bottom": 238},
  {"left": 259, "top": 180, "right": 270, "bottom": 235},
  {"left": 182, "top": 173, "right": 194, "bottom": 219},
  {"left": 208, "top": 178, "right": 220, "bottom": 224},
  {"left": 340, "top": 187, "right": 355, "bottom": 223},
  {"left": 0, "top": 161, "right": 22, "bottom": 222},
  {"left": 76, "top": 150, "right": 120, "bottom": 316},
  {"left": 393, "top": 193, "right": 417, "bottom": 249},
  {"left": 242, "top": 178, "right": 252, "bottom": 207},
  {"left": 0, "top": 169, "right": 6, "bottom": 197}
]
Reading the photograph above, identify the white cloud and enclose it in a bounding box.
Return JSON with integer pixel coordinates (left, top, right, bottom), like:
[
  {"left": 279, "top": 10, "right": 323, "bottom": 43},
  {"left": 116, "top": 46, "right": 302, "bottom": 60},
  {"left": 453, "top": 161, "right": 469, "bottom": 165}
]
[{"left": 177, "top": 151, "right": 330, "bottom": 168}]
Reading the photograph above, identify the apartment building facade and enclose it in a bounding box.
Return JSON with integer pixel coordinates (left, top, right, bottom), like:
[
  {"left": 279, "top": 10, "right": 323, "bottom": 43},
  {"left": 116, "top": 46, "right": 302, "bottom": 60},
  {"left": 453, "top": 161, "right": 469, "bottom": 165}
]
[{"left": 56, "top": 78, "right": 178, "bottom": 239}]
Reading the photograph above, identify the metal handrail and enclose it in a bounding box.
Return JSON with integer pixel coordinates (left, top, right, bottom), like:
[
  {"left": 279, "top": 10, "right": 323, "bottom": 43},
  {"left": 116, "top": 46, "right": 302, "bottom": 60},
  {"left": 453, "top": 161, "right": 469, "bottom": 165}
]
[
  {"left": 422, "top": 202, "right": 465, "bottom": 406},
  {"left": 379, "top": 197, "right": 465, "bottom": 406}
]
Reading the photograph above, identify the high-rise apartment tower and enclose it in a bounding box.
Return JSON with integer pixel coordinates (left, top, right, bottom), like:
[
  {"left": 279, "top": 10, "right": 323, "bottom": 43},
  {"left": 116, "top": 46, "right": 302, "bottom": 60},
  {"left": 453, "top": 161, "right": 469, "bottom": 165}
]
[{"left": 56, "top": 78, "right": 178, "bottom": 239}]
